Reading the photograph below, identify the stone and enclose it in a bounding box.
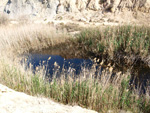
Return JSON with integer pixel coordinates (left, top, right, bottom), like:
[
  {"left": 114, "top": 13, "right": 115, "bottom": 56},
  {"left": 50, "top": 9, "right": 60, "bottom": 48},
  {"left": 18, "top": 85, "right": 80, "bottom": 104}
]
[
  {"left": 0, "top": 0, "right": 149, "bottom": 25},
  {"left": 76, "top": 0, "right": 87, "bottom": 11},
  {"left": 126, "top": 111, "right": 133, "bottom": 113},
  {"left": 119, "top": 110, "right": 127, "bottom": 113},
  {"left": 88, "top": 0, "right": 100, "bottom": 11},
  {"left": 0, "top": 0, "right": 8, "bottom": 12},
  {"left": 57, "top": 4, "right": 65, "bottom": 14},
  {"left": 119, "top": 110, "right": 133, "bottom": 113},
  {"left": 0, "top": 0, "right": 149, "bottom": 19},
  {"left": 3, "top": 0, "right": 59, "bottom": 19},
  {"left": 79, "top": 17, "right": 87, "bottom": 22},
  {"left": 107, "top": 110, "right": 114, "bottom": 113}
]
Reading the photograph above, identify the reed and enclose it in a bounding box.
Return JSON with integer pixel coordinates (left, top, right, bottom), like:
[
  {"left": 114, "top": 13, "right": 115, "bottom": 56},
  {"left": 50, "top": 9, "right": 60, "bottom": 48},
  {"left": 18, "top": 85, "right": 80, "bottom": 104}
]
[
  {"left": 0, "top": 24, "right": 149, "bottom": 113},
  {"left": 0, "top": 24, "right": 68, "bottom": 56},
  {"left": 0, "top": 58, "right": 149, "bottom": 113},
  {"left": 75, "top": 25, "right": 150, "bottom": 57}
]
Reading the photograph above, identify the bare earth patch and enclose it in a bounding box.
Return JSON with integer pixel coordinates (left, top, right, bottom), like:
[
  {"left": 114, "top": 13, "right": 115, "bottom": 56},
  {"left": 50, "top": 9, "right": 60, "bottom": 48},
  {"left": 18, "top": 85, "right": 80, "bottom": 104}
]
[{"left": 0, "top": 84, "right": 97, "bottom": 113}]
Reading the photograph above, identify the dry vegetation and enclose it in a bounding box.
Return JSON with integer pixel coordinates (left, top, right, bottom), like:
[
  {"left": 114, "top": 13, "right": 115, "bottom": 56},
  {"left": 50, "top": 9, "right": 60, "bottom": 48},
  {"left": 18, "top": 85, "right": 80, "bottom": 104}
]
[
  {"left": 0, "top": 24, "right": 149, "bottom": 113},
  {"left": 0, "top": 24, "right": 68, "bottom": 56},
  {"left": 73, "top": 26, "right": 150, "bottom": 66},
  {"left": 0, "top": 55, "right": 150, "bottom": 113}
]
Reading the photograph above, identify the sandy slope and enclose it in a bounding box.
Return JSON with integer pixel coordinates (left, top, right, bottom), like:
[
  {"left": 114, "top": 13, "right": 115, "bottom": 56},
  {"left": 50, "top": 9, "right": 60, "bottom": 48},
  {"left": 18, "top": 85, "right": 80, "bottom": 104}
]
[{"left": 0, "top": 84, "right": 97, "bottom": 113}]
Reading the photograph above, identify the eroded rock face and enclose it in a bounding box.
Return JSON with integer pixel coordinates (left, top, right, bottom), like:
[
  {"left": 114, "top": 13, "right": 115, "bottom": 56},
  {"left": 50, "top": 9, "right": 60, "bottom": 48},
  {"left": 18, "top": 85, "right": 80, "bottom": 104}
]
[
  {"left": 3, "top": 0, "right": 59, "bottom": 18},
  {"left": 88, "top": 0, "right": 101, "bottom": 11},
  {"left": 105, "top": 0, "right": 150, "bottom": 12},
  {"left": 0, "top": 0, "right": 8, "bottom": 12},
  {"left": 0, "top": 0, "right": 150, "bottom": 18}
]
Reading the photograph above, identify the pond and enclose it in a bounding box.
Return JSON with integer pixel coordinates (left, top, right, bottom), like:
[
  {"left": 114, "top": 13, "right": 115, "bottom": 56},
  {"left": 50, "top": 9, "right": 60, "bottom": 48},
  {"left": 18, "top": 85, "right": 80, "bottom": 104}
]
[
  {"left": 24, "top": 54, "right": 94, "bottom": 77},
  {"left": 22, "top": 50, "right": 150, "bottom": 93}
]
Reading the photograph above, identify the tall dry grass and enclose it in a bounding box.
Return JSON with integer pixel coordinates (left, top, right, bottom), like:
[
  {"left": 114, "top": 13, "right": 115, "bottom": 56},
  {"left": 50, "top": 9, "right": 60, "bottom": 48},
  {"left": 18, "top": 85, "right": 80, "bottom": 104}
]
[{"left": 0, "top": 24, "right": 69, "bottom": 56}]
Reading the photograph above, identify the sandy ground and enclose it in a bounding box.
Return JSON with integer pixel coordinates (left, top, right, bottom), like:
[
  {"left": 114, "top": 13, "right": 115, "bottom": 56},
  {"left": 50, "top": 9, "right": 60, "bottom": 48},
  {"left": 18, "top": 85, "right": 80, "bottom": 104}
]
[{"left": 0, "top": 84, "right": 97, "bottom": 113}]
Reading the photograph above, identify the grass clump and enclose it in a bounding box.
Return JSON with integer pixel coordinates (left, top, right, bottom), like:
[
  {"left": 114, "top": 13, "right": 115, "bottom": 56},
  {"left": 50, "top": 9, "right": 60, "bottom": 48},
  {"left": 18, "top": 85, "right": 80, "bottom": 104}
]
[
  {"left": 75, "top": 26, "right": 150, "bottom": 58},
  {"left": 0, "top": 58, "right": 149, "bottom": 113}
]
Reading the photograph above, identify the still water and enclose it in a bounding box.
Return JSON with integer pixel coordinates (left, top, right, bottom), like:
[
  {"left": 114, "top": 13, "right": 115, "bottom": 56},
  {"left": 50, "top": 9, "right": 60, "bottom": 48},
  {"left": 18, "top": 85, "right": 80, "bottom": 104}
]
[
  {"left": 23, "top": 53, "right": 149, "bottom": 93},
  {"left": 24, "top": 54, "right": 93, "bottom": 76}
]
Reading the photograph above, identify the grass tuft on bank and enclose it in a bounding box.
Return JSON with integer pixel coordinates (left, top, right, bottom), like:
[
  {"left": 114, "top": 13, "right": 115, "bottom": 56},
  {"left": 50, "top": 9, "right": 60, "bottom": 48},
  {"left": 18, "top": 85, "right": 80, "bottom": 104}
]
[{"left": 74, "top": 26, "right": 150, "bottom": 59}]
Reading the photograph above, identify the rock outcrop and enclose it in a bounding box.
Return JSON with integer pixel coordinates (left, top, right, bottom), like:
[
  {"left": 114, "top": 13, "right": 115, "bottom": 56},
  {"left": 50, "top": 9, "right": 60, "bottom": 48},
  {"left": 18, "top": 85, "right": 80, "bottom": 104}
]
[
  {"left": 0, "top": 0, "right": 149, "bottom": 19},
  {"left": 0, "top": 0, "right": 8, "bottom": 12}
]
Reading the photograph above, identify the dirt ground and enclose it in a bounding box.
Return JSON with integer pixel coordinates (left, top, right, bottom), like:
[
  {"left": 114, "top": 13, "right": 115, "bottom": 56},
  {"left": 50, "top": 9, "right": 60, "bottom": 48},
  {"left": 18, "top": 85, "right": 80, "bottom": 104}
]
[{"left": 0, "top": 84, "right": 97, "bottom": 113}]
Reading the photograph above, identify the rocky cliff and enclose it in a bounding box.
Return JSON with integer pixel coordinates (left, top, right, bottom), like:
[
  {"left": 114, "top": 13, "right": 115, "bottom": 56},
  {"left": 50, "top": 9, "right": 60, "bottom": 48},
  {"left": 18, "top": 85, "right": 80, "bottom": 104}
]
[{"left": 0, "top": 0, "right": 150, "bottom": 19}]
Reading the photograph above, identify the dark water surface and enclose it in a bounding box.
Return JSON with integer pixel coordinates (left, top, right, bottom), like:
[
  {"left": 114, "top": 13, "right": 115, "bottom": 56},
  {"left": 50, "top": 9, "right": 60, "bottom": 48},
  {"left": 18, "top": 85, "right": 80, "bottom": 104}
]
[
  {"left": 23, "top": 53, "right": 150, "bottom": 93},
  {"left": 24, "top": 54, "right": 93, "bottom": 76}
]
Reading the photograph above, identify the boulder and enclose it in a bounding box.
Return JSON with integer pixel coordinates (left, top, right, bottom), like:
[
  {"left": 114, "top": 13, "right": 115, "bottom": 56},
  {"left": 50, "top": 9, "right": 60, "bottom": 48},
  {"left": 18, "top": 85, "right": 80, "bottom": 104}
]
[
  {"left": 76, "top": 0, "right": 87, "bottom": 11},
  {"left": 88, "top": 0, "right": 100, "bottom": 11}
]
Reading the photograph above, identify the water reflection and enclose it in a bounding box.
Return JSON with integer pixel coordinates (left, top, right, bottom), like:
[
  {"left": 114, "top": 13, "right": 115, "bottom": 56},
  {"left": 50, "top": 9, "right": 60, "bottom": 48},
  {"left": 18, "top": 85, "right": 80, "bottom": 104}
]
[
  {"left": 25, "top": 54, "right": 93, "bottom": 76},
  {"left": 22, "top": 53, "right": 150, "bottom": 93}
]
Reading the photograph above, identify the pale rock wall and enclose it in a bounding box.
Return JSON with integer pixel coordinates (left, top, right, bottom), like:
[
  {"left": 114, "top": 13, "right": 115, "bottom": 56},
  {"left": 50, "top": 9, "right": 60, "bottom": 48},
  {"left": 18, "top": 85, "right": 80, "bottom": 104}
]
[
  {"left": 0, "top": 0, "right": 150, "bottom": 18},
  {"left": 0, "top": 0, "right": 8, "bottom": 12},
  {"left": 76, "top": 0, "right": 87, "bottom": 11},
  {"left": 4, "top": 0, "right": 59, "bottom": 18},
  {"left": 88, "top": 0, "right": 100, "bottom": 11},
  {"left": 106, "top": 0, "right": 150, "bottom": 12},
  {"left": 59, "top": 0, "right": 77, "bottom": 12}
]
